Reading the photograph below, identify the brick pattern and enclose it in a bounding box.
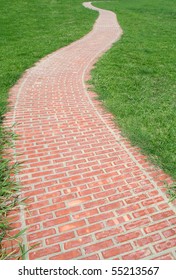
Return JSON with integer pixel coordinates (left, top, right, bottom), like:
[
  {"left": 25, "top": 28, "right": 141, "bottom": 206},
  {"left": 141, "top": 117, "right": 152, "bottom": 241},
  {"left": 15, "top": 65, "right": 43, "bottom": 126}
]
[{"left": 4, "top": 2, "right": 176, "bottom": 260}]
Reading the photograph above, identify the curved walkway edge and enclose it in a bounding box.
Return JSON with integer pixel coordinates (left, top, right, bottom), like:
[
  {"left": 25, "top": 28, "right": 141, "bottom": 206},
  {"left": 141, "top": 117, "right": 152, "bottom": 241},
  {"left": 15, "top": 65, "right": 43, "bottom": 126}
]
[{"left": 4, "top": 2, "right": 176, "bottom": 260}]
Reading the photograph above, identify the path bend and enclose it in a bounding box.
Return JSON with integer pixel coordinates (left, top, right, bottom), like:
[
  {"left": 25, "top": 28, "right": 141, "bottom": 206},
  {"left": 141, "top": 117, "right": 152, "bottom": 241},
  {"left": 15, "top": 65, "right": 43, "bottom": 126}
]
[{"left": 5, "top": 2, "right": 176, "bottom": 260}]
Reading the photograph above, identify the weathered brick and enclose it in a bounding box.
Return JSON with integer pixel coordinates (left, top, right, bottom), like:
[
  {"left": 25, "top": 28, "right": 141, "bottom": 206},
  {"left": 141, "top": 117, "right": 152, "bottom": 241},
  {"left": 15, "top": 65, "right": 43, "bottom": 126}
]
[
  {"left": 100, "top": 201, "right": 124, "bottom": 212},
  {"left": 73, "top": 209, "right": 98, "bottom": 220},
  {"left": 46, "top": 232, "right": 75, "bottom": 245},
  {"left": 144, "top": 221, "right": 170, "bottom": 233},
  {"left": 116, "top": 230, "right": 143, "bottom": 243},
  {"left": 154, "top": 238, "right": 176, "bottom": 253},
  {"left": 59, "top": 220, "right": 86, "bottom": 233},
  {"left": 153, "top": 253, "right": 175, "bottom": 260},
  {"left": 102, "top": 243, "right": 133, "bottom": 259},
  {"left": 29, "top": 244, "right": 61, "bottom": 259},
  {"left": 43, "top": 216, "right": 70, "bottom": 228},
  {"left": 64, "top": 236, "right": 92, "bottom": 250},
  {"left": 162, "top": 227, "right": 176, "bottom": 238},
  {"left": 122, "top": 248, "right": 152, "bottom": 260},
  {"left": 151, "top": 210, "right": 175, "bottom": 221},
  {"left": 134, "top": 233, "right": 161, "bottom": 247},
  {"left": 28, "top": 228, "right": 56, "bottom": 241},
  {"left": 50, "top": 249, "right": 82, "bottom": 260},
  {"left": 96, "top": 227, "right": 124, "bottom": 240},
  {"left": 77, "top": 223, "right": 104, "bottom": 236},
  {"left": 132, "top": 207, "right": 156, "bottom": 218},
  {"left": 84, "top": 240, "right": 113, "bottom": 254},
  {"left": 88, "top": 212, "right": 114, "bottom": 224}
]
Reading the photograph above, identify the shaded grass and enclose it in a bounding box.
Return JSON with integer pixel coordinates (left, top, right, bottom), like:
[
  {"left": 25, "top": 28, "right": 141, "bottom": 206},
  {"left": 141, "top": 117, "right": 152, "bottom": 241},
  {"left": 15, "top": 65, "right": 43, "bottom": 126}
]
[
  {"left": 0, "top": 0, "right": 97, "bottom": 259},
  {"left": 0, "top": 126, "right": 22, "bottom": 258},
  {"left": 166, "top": 183, "right": 176, "bottom": 202},
  {"left": 91, "top": 0, "right": 176, "bottom": 179}
]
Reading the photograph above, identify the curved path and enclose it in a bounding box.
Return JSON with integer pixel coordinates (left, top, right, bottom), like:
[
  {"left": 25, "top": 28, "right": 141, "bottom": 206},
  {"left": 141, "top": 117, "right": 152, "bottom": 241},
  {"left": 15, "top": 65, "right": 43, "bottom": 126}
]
[{"left": 5, "top": 2, "right": 176, "bottom": 260}]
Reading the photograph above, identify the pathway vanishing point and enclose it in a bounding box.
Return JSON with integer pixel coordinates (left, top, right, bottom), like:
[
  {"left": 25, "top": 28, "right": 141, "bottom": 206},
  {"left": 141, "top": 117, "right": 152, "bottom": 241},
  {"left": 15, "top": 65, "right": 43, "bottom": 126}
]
[{"left": 5, "top": 2, "right": 176, "bottom": 260}]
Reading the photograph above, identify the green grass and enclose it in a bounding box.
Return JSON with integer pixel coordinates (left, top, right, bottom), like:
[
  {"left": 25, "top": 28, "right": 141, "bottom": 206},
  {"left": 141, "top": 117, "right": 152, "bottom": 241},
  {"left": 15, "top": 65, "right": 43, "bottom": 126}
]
[
  {"left": 0, "top": 0, "right": 97, "bottom": 259},
  {"left": 91, "top": 0, "right": 176, "bottom": 180},
  {"left": 0, "top": 0, "right": 97, "bottom": 119}
]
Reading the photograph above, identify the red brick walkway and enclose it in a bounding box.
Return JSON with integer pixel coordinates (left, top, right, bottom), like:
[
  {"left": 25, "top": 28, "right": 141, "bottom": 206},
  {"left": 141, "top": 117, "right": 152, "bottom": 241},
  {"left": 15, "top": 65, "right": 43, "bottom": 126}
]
[{"left": 5, "top": 2, "right": 176, "bottom": 260}]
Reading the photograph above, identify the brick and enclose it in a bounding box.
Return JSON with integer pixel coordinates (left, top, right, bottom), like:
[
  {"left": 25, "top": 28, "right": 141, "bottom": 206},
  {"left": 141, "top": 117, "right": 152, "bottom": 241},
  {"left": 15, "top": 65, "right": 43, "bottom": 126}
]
[
  {"left": 88, "top": 212, "right": 114, "bottom": 224},
  {"left": 48, "top": 182, "right": 71, "bottom": 191},
  {"left": 28, "top": 224, "right": 41, "bottom": 232},
  {"left": 59, "top": 220, "right": 86, "bottom": 233},
  {"left": 73, "top": 209, "right": 98, "bottom": 220},
  {"left": 34, "top": 180, "right": 57, "bottom": 189},
  {"left": 103, "top": 181, "right": 127, "bottom": 191},
  {"left": 24, "top": 188, "right": 46, "bottom": 197},
  {"left": 72, "top": 177, "right": 95, "bottom": 186},
  {"left": 43, "top": 216, "right": 70, "bottom": 228},
  {"left": 46, "top": 232, "right": 75, "bottom": 245},
  {"left": 26, "top": 213, "right": 53, "bottom": 225},
  {"left": 151, "top": 210, "right": 175, "bottom": 221},
  {"left": 162, "top": 227, "right": 176, "bottom": 238},
  {"left": 148, "top": 190, "right": 159, "bottom": 197},
  {"left": 169, "top": 217, "right": 176, "bottom": 225},
  {"left": 102, "top": 243, "right": 133, "bottom": 259},
  {"left": 84, "top": 240, "right": 113, "bottom": 254},
  {"left": 64, "top": 236, "right": 92, "bottom": 250},
  {"left": 39, "top": 202, "right": 66, "bottom": 214},
  {"left": 134, "top": 233, "right": 161, "bottom": 247},
  {"left": 153, "top": 253, "right": 175, "bottom": 260},
  {"left": 94, "top": 189, "right": 116, "bottom": 199},
  {"left": 95, "top": 227, "right": 124, "bottom": 240},
  {"left": 124, "top": 218, "right": 150, "bottom": 230},
  {"left": 125, "top": 194, "right": 148, "bottom": 204},
  {"left": 77, "top": 223, "right": 104, "bottom": 236},
  {"left": 21, "top": 178, "right": 42, "bottom": 186},
  {"left": 83, "top": 170, "right": 105, "bottom": 178},
  {"left": 108, "top": 191, "right": 132, "bottom": 201},
  {"left": 32, "top": 170, "right": 54, "bottom": 178},
  {"left": 45, "top": 173, "right": 67, "bottom": 181},
  {"left": 79, "top": 187, "right": 101, "bottom": 196},
  {"left": 132, "top": 207, "right": 156, "bottom": 218},
  {"left": 116, "top": 204, "right": 140, "bottom": 215},
  {"left": 100, "top": 201, "right": 124, "bottom": 212},
  {"left": 144, "top": 221, "right": 170, "bottom": 233},
  {"left": 67, "top": 196, "right": 92, "bottom": 207},
  {"left": 133, "top": 185, "right": 154, "bottom": 193},
  {"left": 52, "top": 193, "right": 76, "bottom": 203},
  {"left": 122, "top": 248, "right": 152, "bottom": 260},
  {"left": 60, "top": 175, "right": 82, "bottom": 183},
  {"left": 55, "top": 206, "right": 81, "bottom": 217},
  {"left": 29, "top": 244, "right": 61, "bottom": 259},
  {"left": 50, "top": 249, "right": 81, "bottom": 260},
  {"left": 84, "top": 199, "right": 107, "bottom": 209},
  {"left": 116, "top": 230, "right": 143, "bottom": 243},
  {"left": 28, "top": 200, "right": 50, "bottom": 210},
  {"left": 157, "top": 203, "right": 170, "bottom": 210},
  {"left": 81, "top": 254, "right": 100, "bottom": 260},
  {"left": 37, "top": 190, "right": 61, "bottom": 201},
  {"left": 107, "top": 214, "right": 132, "bottom": 226},
  {"left": 142, "top": 196, "right": 164, "bottom": 206},
  {"left": 154, "top": 238, "right": 176, "bottom": 253},
  {"left": 28, "top": 228, "right": 56, "bottom": 241}
]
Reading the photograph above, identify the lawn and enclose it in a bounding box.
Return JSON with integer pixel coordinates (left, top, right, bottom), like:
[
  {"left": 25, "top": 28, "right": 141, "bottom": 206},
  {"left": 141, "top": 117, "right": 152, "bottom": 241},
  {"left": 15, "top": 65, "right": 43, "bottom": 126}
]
[
  {"left": 0, "top": 0, "right": 97, "bottom": 119},
  {"left": 91, "top": 0, "right": 176, "bottom": 180},
  {"left": 0, "top": 0, "right": 97, "bottom": 259}
]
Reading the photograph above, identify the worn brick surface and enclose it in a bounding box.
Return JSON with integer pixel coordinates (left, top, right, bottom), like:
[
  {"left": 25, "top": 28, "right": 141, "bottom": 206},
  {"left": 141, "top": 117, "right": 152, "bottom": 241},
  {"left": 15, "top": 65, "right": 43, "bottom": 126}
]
[{"left": 5, "top": 2, "right": 176, "bottom": 259}]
